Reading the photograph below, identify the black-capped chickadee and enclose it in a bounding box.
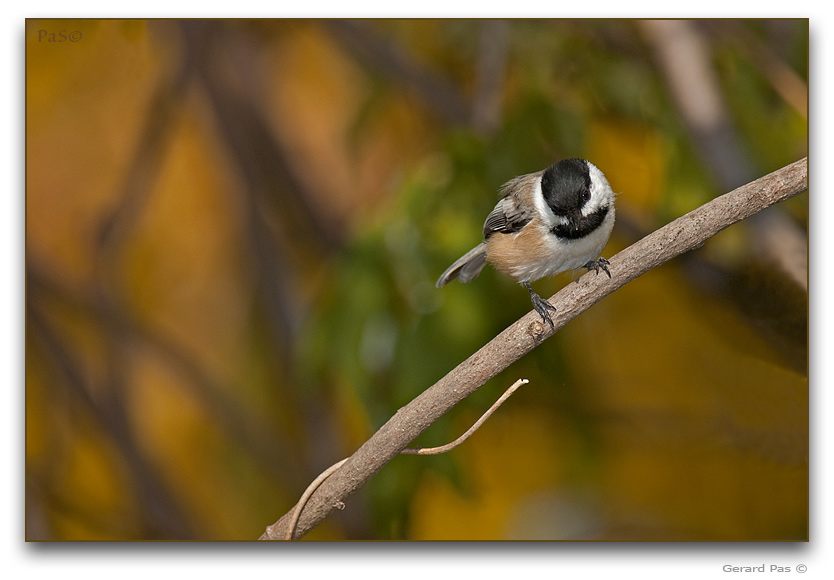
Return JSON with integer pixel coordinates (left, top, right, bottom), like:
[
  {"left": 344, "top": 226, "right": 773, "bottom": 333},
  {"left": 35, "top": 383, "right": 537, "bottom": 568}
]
[{"left": 436, "top": 158, "right": 616, "bottom": 327}]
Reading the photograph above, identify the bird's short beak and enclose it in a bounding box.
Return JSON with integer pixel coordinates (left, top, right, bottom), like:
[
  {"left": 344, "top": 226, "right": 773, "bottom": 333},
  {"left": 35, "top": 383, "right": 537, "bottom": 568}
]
[{"left": 568, "top": 210, "right": 583, "bottom": 231}]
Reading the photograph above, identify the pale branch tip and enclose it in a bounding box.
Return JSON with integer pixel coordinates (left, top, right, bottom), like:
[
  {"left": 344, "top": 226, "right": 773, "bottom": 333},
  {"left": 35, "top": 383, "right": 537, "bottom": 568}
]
[
  {"left": 258, "top": 157, "right": 807, "bottom": 541},
  {"left": 401, "top": 377, "right": 528, "bottom": 456}
]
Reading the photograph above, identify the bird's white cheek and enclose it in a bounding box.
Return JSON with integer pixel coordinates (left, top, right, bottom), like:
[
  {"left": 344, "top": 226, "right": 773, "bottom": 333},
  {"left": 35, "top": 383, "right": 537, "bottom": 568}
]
[{"left": 531, "top": 177, "right": 565, "bottom": 228}]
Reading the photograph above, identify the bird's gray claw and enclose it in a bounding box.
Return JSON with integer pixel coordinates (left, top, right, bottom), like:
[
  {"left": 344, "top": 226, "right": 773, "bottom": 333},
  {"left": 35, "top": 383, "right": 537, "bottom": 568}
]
[
  {"left": 530, "top": 292, "right": 556, "bottom": 328},
  {"left": 585, "top": 257, "right": 611, "bottom": 278}
]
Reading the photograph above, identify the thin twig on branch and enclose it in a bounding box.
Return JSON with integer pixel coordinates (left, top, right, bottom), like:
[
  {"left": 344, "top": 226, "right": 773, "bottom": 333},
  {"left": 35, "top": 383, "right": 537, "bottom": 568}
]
[
  {"left": 275, "top": 379, "right": 528, "bottom": 540},
  {"left": 400, "top": 378, "right": 528, "bottom": 456},
  {"left": 259, "top": 157, "right": 808, "bottom": 541}
]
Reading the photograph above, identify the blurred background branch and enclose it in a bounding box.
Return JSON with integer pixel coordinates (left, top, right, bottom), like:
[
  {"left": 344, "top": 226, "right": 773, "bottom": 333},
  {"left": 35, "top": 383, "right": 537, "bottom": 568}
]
[
  {"left": 325, "top": 20, "right": 471, "bottom": 126},
  {"left": 640, "top": 20, "right": 808, "bottom": 294}
]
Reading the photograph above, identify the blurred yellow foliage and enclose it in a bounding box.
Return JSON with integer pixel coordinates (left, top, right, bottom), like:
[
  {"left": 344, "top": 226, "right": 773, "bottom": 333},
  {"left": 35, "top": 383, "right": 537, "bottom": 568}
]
[
  {"left": 409, "top": 407, "right": 582, "bottom": 540},
  {"left": 588, "top": 119, "right": 666, "bottom": 212},
  {"left": 26, "top": 20, "right": 167, "bottom": 284}
]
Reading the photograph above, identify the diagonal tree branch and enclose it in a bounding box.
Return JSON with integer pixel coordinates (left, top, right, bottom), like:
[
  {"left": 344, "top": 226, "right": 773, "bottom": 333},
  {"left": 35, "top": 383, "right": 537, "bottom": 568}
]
[{"left": 260, "top": 157, "right": 808, "bottom": 540}]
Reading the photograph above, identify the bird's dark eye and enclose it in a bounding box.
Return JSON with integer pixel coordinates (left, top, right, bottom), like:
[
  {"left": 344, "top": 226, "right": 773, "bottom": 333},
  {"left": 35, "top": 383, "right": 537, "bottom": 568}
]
[{"left": 581, "top": 189, "right": 591, "bottom": 202}]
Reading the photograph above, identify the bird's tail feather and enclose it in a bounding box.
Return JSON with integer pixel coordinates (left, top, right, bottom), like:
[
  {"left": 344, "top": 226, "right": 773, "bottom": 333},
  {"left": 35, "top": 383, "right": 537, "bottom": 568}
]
[{"left": 436, "top": 243, "right": 487, "bottom": 287}]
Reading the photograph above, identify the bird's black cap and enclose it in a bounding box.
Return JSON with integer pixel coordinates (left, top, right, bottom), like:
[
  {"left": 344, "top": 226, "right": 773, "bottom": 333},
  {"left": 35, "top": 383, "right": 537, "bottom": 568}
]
[{"left": 541, "top": 158, "right": 591, "bottom": 216}]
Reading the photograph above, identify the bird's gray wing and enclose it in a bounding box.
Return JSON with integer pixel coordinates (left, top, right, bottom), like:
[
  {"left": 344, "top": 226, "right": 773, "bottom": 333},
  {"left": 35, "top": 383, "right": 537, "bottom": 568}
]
[{"left": 482, "top": 173, "right": 539, "bottom": 238}]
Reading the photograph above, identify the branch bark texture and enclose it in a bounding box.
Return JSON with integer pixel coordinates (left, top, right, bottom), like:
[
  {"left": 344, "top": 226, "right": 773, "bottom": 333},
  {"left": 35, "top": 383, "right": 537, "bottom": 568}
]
[{"left": 260, "top": 157, "right": 808, "bottom": 540}]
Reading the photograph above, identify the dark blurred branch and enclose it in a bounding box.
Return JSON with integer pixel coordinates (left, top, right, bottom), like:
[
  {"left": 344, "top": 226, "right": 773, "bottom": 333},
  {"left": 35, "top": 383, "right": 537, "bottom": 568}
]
[
  {"left": 181, "top": 22, "right": 343, "bottom": 254},
  {"left": 325, "top": 20, "right": 470, "bottom": 126},
  {"left": 260, "top": 157, "right": 808, "bottom": 540},
  {"left": 96, "top": 23, "right": 192, "bottom": 256},
  {"left": 27, "top": 264, "right": 309, "bottom": 491},
  {"left": 179, "top": 21, "right": 343, "bottom": 348},
  {"left": 178, "top": 25, "right": 365, "bottom": 502},
  {"left": 706, "top": 20, "right": 807, "bottom": 119},
  {"left": 49, "top": 21, "right": 200, "bottom": 539},
  {"left": 472, "top": 20, "right": 510, "bottom": 135},
  {"left": 27, "top": 298, "right": 196, "bottom": 540}
]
